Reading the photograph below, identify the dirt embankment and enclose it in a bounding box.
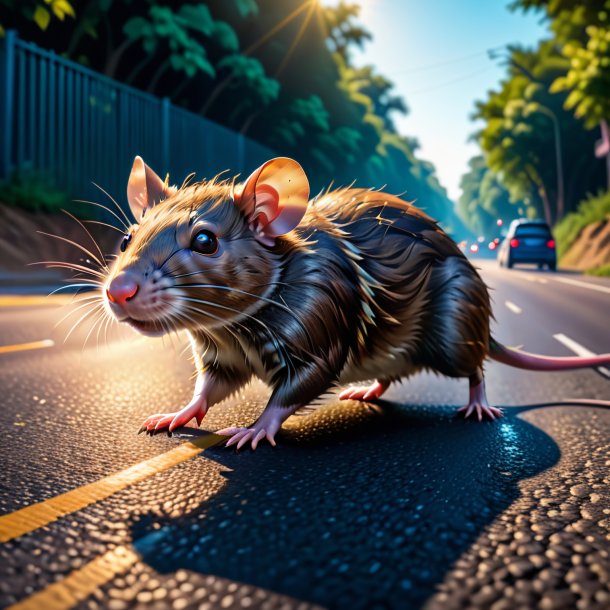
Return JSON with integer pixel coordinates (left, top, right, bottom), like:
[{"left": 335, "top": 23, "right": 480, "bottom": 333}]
[
  {"left": 560, "top": 218, "right": 610, "bottom": 271},
  {"left": 0, "top": 204, "right": 118, "bottom": 286}
]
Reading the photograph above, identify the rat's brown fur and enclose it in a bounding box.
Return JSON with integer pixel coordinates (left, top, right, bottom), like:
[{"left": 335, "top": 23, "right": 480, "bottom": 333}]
[
  {"left": 109, "top": 177, "right": 492, "bottom": 410},
  {"left": 107, "top": 161, "right": 610, "bottom": 447}
]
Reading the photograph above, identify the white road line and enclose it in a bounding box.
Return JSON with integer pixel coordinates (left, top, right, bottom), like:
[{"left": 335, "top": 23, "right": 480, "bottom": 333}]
[
  {"left": 523, "top": 274, "right": 547, "bottom": 284},
  {"left": 552, "top": 276, "right": 610, "bottom": 295},
  {"left": 505, "top": 300, "right": 522, "bottom": 314},
  {"left": 553, "top": 333, "right": 610, "bottom": 379}
]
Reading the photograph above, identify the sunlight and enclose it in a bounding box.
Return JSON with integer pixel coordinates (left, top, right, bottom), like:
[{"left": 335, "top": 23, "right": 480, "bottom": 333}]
[{"left": 318, "top": 0, "right": 379, "bottom": 20}]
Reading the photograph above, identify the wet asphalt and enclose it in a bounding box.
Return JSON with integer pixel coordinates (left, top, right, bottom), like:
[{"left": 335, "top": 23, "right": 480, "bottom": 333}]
[{"left": 0, "top": 260, "right": 609, "bottom": 610}]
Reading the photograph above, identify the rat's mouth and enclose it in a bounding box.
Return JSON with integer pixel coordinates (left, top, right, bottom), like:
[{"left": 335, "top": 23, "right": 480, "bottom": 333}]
[{"left": 120, "top": 316, "right": 167, "bottom": 336}]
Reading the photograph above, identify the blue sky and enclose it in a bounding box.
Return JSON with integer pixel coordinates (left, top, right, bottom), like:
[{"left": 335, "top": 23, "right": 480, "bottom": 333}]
[{"left": 325, "top": 0, "right": 549, "bottom": 201}]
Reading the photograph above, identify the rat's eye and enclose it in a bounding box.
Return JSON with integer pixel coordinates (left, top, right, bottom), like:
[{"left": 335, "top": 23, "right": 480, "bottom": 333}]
[
  {"left": 191, "top": 229, "right": 218, "bottom": 255},
  {"left": 120, "top": 233, "right": 132, "bottom": 252}
]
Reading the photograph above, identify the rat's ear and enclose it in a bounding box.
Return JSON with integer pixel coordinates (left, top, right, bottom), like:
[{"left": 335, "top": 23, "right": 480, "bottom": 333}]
[
  {"left": 127, "top": 156, "right": 176, "bottom": 221},
  {"left": 234, "top": 157, "right": 309, "bottom": 246}
]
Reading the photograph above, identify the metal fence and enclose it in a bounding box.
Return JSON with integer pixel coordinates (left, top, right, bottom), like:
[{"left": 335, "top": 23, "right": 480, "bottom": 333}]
[{"left": 0, "top": 30, "right": 276, "bottom": 209}]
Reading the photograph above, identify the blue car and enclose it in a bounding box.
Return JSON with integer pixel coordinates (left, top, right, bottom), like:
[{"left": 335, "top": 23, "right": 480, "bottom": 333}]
[{"left": 498, "top": 219, "right": 557, "bottom": 271}]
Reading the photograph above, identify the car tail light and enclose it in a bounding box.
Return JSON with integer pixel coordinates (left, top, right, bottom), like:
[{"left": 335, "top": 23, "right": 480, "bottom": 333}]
[
  {"left": 547, "top": 239, "right": 555, "bottom": 248},
  {"left": 510, "top": 238, "right": 519, "bottom": 248},
  {"left": 488, "top": 241, "right": 497, "bottom": 250}
]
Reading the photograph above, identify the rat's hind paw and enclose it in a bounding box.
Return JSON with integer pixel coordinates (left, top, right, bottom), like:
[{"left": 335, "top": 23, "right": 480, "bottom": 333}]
[
  {"left": 457, "top": 402, "right": 503, "bottom": 422},
  {"left": 339, "top": 379, "right": 389, "bottom": 402},
  {"left": 139, "top": 399, "right": 208, "bottom": 434}
]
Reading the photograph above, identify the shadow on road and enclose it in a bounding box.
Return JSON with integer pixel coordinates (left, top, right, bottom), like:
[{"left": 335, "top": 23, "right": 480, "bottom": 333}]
[{"left": 130, "top": 401, "right": 560, "bottom": 610}]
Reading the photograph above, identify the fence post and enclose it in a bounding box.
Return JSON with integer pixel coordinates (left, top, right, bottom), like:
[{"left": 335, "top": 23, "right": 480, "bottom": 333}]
[
  {"left": 0, "top": 30, "right": 16, "bottom": 179},
  {"left": 161, "top": 97, "right": 170, "bottom": 173}
]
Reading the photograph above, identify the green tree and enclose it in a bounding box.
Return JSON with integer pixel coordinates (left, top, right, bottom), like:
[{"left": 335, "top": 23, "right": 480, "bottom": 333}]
[
  {"left": 512, "top": 0, "right": 610, "bottom": 187},
  {"left": 200, "top": 54, "right": 280, "bottom": 126},
  {"left": 551, "top": 23, "right": 610, "bottom": 186},
  {"left": 339, "top": 63, "right": 408, "bottom": 131},
  {"left": 322, "top": 1, "right": 372, "bottom": 62},
  {"left": 0, "top": 0, "right": 74, "bottom": 36},
  {"left": 2, "top": 0, "right": 465, "bottom": 233},
  {"left": 458, "top": 156, "right": 519, "bottom": 236},
  {"left": 475, "top": 41, "right": 604, "bottom": 224}
]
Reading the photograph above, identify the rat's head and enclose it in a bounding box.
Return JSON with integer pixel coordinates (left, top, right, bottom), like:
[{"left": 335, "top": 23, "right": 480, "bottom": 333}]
[{"left": 104, "top": 156, "right": 309, "bottom": 336}]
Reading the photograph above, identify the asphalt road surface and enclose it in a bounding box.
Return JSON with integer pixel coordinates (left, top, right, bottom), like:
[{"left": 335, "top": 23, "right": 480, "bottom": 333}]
[{"left": 0, "top": 260, "right": 609, "bottom": 610}]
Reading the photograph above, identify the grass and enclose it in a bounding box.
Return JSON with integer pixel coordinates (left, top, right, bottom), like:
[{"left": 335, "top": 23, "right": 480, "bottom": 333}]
[
  {"left": 554, "top": 190, "right": 610, "bottom": 258},
  {"left": 586, "top": 264, "right": 610, "bottom": 277}
]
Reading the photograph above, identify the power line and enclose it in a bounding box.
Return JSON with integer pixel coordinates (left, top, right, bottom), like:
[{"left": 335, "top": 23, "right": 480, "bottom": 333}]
[
  {"left": 408, "top": 66, "right": 497, "bottom": 95},
  {"left": 385, "top": 45, "right": 507, "bottom": 76}
]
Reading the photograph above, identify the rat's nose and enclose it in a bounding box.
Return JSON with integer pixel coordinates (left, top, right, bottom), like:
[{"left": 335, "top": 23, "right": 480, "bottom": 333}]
[{"left": 106, "top": 272, "right": 139, "bottom": 306}]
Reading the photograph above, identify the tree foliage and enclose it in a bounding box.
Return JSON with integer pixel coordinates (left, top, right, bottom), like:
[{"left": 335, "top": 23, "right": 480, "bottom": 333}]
[
  {"left": 0, "top": 0, "right": 74, "bottom": 35},
  {"left": 1, "top": 0, "right": 464, "bottom": 232},
  {"left": 466, "top": 3, "right": 607, "bottom": 233},
  {"left": 322, "top": 1, "right": 372, "bottom": 62},
  {"left": 458, "top": 156, "right": 520, "bottom": 236},
  {"left": 551, "top": 23, "right": 610, "bottom": 128}
]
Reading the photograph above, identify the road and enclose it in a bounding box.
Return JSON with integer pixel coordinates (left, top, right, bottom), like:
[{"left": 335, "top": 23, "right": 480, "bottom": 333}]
[{"left": 0, "top": 260, "right": 609, "bottom": 610}]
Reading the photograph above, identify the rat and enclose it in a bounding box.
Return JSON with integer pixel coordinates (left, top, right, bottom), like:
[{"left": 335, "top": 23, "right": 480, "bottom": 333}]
[{"left": 103, "top": 155, "right": 610, "bottom": 450}]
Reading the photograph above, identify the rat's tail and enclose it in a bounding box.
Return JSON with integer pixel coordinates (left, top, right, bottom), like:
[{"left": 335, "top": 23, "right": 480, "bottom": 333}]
[{"left": 489, "top": 338, "right": 610, "bottom": 371}]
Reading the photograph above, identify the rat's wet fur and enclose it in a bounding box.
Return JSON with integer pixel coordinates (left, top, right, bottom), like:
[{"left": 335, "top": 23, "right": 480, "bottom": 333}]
[
  {"left": 104, "top": 158, "right": 610, "bottom": 448},
  {"left": 109, "top": 179, "right": 492, "bottom": 403}
]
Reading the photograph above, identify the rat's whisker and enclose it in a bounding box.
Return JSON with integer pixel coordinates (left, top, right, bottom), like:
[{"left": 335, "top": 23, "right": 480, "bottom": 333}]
[
  {"left": 102, "top": 309, "right": 115, "bottom": 347},
  {"left": 48, "top": 283, "right": 101, "bottom": 296},
  {"left": 36, "top": 230, "right": 107, "bottom": 270},
  {"left": 91, "top": 182, "right": 133, "bottom": 228},
  {"left": 170, "top": 270, "right": 206, "bottom": 280},
  {"left": 63, "top": 302, "right": 105, "bottom": 343},
  {"left": 176, "top": 305, "right": 223, "bottom": 366},
  {"left": 60, "top": 275, "right": 104, "bottom": 286},
  {"left": 96, "top": 306, "right": 115, "bottom": 349},
  {"left": 31, "top": 261, "right": 107, "bottom": 280},
  {"left": 169, "top": 301, "right": 223, "bottom": 340},
  {"left": 170, "top": 283, "right": 314, "bottom": 352},
  {"left": 73, "top": 199, "right": 130, "bottom": 232},
  {"left": 174, "top": 297, "right": 298, "bottom": 376},
  {"left": 82, "top": 307, "right": 107, "bottom": 352},
  {"left": 83, "top": 219, "right": 126, "bottom": 235},
  {"left": 169, "top": 283, "right": 297, "bottom": 320},
  {"left": 54, "top": 295, "right": 104, "bottom": 328},
  {"left": 60, "top": 209, "right": 108, "bottom": 268}
]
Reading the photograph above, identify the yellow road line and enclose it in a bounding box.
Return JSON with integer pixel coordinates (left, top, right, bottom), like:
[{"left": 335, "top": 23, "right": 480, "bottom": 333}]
[
  {"left": 0, "top": 295, "right": 76, "bottom": 307},
  {"left": 0, "top": 433, "right": 224, "bottom": 543},
  {"left": 6, "top": 545, "right": 139, "bottom": 610},
  {"left": 0, "top": 339, "right": 55, "bottom": 354}
]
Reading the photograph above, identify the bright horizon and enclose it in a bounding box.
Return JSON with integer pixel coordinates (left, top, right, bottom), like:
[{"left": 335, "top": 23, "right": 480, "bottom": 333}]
[{"left": 326, "top": 0, "right": 549, "bottom": 202}]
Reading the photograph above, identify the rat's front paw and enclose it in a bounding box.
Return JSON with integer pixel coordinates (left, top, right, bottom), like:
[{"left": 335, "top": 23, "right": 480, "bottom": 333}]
[
  {"left": 216, "top": 424, "right": 278, "bottom": 450},
  {"left": 217, "top": 416, "right": 282, "bottom": 451},
  {"left": 139, "top": 398, "right": 208, "bottom": 434}
]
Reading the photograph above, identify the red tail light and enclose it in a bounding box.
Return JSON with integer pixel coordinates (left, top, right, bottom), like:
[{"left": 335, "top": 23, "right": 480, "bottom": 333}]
[
  {"left": 546, "top": 239, "right": 555, "bottom": 248},
  {"left": 510, "top": 238, "right": 519, "bottom": 248}
]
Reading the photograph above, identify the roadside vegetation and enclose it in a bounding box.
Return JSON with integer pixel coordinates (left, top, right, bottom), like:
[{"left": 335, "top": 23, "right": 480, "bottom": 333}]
[
  {"left": 554, "top": 191, "right": 610, "bottom": 259},
  {"left": 460, "top": 0, "right": 610, "bottom": 271},
  {"left": 587, "top": 264, "right": 610, "bottom": 277}
]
